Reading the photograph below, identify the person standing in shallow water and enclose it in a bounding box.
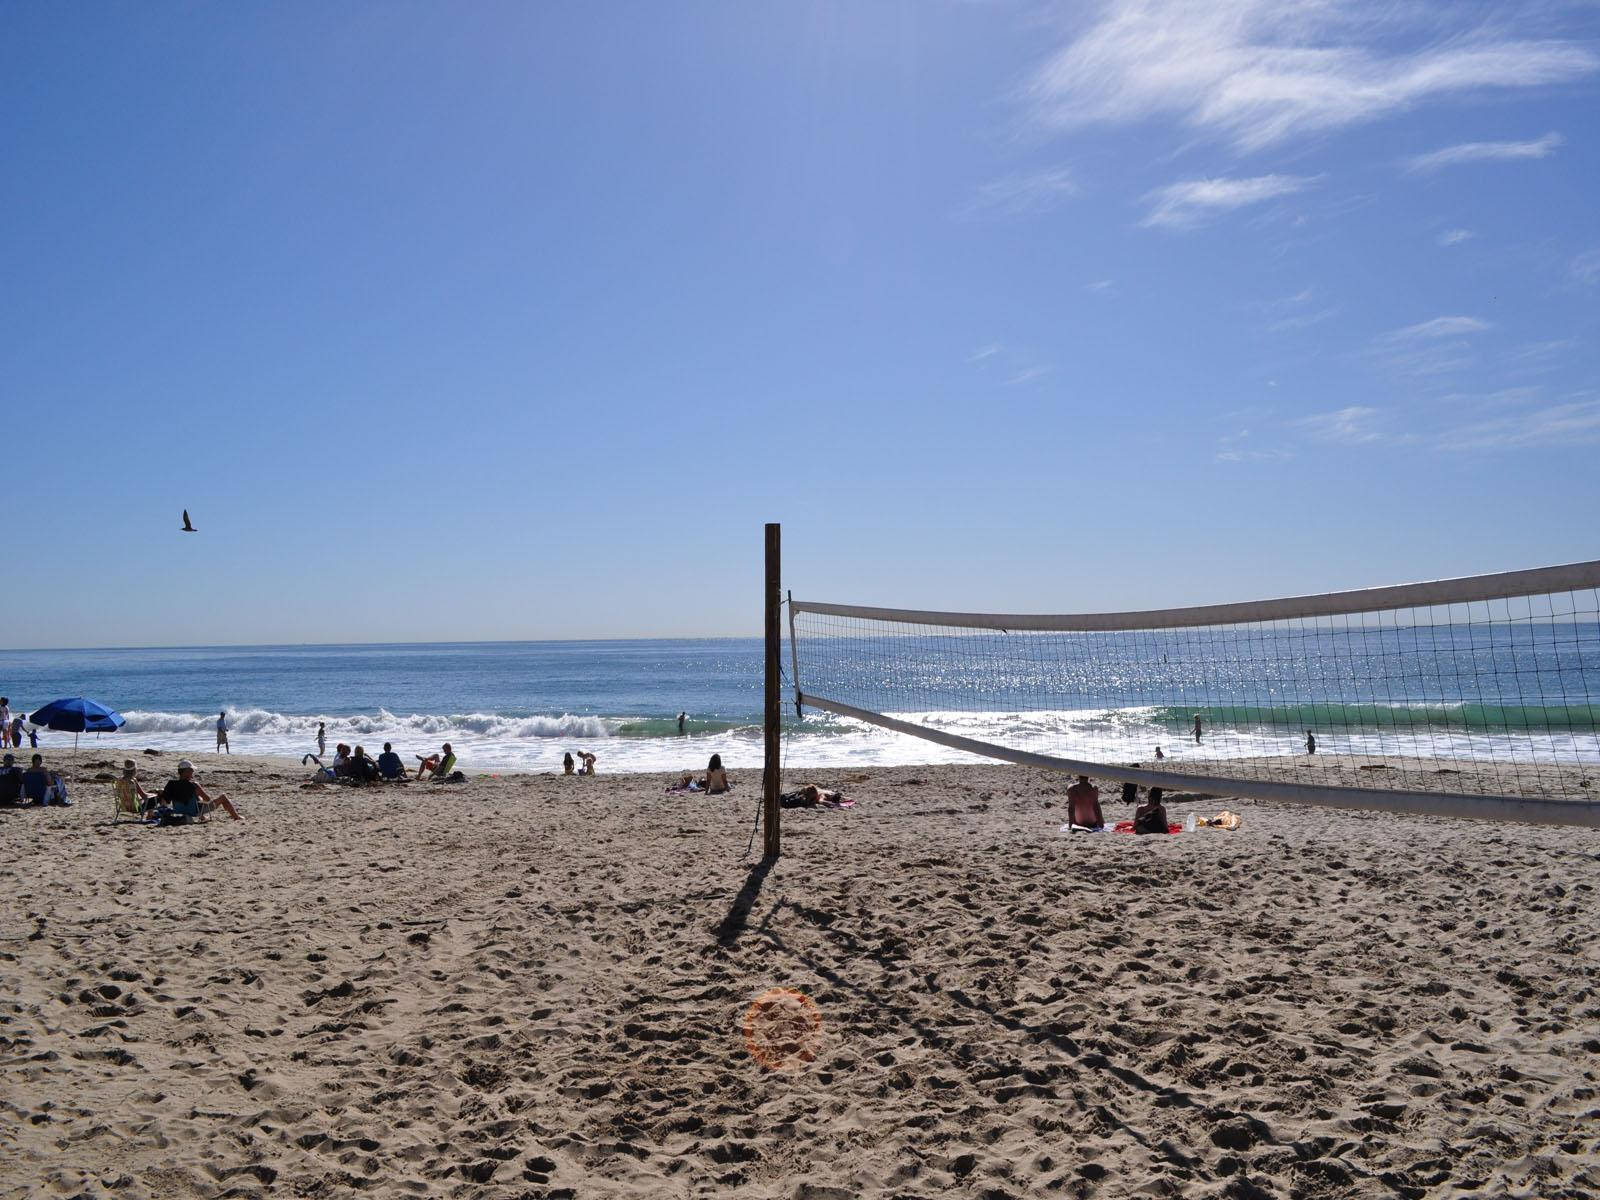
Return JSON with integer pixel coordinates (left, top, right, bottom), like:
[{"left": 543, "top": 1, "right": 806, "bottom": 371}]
[
  {"left": 677, "top": 711, "right": 686, "bottom": 734},
  {"left": 1306, "top": 730, "right": 1316, "bottom": 755},
  {"left": 1192, "top": 714, "right": 1203, "bottom": 745},
  {"left": 317, "top": 722, "right": 326, "bottom": 759},
  {"left": 216, "top": 711, "right": 231, "bottom": 754}
]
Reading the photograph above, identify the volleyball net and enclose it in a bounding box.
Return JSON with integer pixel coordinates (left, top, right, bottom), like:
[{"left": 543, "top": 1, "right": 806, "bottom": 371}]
[{"left": 788, "top": 560, "right": 1600, "bottom": 826}]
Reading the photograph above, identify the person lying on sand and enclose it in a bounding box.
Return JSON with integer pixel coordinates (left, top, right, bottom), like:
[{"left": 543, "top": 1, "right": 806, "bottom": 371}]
[
  {"left": 416, "top": 743, "right": 457, "bottom": 781},
  {"left": 159, "top": 759, "right": 242, "bottom": 822},
  {"left": 1066, "top": 774, "right": 1104, "bottom": 830},
  {"left": 1133, "top": 786, "right": 1168, "bottom": 835},
  {"left": 701, "top": 754, "right": 731, "bottom": 795},
  {"left": 779, "top": 785, "right": 848, "bottom": 808}
]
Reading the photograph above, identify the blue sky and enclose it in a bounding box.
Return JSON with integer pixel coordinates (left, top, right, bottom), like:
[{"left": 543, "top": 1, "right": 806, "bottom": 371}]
[{"left": 4, "top": 1, "right": 1597, "bottom": 648}]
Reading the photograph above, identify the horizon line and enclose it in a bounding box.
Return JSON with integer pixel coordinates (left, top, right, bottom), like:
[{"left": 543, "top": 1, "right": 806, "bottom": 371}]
[{"left": 0, "top": 633, "right": 764, "bottom": 655}]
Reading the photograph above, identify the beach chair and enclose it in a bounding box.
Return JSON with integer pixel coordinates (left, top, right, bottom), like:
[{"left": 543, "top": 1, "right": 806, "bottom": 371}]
[{"left": 112, "top": 778, "right": 142, "bottom": 825}]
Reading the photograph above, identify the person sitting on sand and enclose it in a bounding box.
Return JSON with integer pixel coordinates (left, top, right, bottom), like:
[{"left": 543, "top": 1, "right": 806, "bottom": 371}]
[
  {"left": 416, "top": 742, "right": 456, "bottom": 781},
  {"left": 377, "top": 742, "right": 406, "bottom": 780},
  {"left": 702, "top": 753, "right": 731, "bottom": 795},
  {"left": 330, "top": 744, "right": 353, "bottom": 778},
  {"left": 0, "top": 753, "right": 22, "bottom": 806},
  {"left": 577, "top": 751, "right": 596, "bottom": 776},
  {"left": 350, "top": 745, "right": 380, "bottom": 784},
  {"left": 1066, "top": 774, "right": 1104, "bottom": 830},
  {"left": 563, "top": 752, "right": 575, "bottom": 775},
  {"left": 1121, "top": 779, "right": 1139, "bottom": 808},
  {"left": 22, "top": 753, "right": 69, "bottom": 806},
  {"left": 159, "top": 759, "right": 241, "bottom": 822},
  {"left": 121, "top": 760, "right": 155, "bottom": 815},
  {"left": 1133, "top": 787, "right": 1168, "bottom": 835}
]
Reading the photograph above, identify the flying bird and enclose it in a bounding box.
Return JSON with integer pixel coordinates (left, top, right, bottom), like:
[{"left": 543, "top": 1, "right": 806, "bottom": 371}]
[{"left": 181, "top": 510, "right": 197, "bottom": 533}]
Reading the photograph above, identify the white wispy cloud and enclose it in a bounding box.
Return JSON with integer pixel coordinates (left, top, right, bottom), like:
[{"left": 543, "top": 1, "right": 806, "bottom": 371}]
[
  {"left": 1085, "top": 278, "right": 1115, "bottom": 292},
  {"left": 1025, "top": 2, "right": 1599, "bottom": 152},
  {"left": 1371, "top": 316, "right": 1491, "bottom": 377},
  {"left": 964, "top": 167, "right": 1078, "bottom": 217},
  {"left": 1437, "top": 228, "right": 1475, "bottom": 247},
  {"left": 970, "top": 342, "right": 1052, "bottom": 385},
  {"left": 1572, "top": 249, "right": 1600, "bottom": 285},
  {"left": 1269, "top": 308, "right": 1339, "bottom": 333},
  {"left": 1406, "top": 132, "right": 1563, "bottom": 173},
  {"left": 1260, "top": 288, "right": 1338, "bottom": 332},
  {"left": 1142, "top": 174, "right": 1316, "bottom": 229},
  {"left": 1381, "top": 315, "right": 1492, "bottom": 341},
  {"left": 1297, "top": 405, "right": 1386, "bottom": 444},
  {"left": 1439, "top": 398, "right": 1600, "bottom": 450},
  {"left": 1007, "top": 365, "right": 1052, "bottom": 386},
  {"left": 1215, "top": 429, "right": 1291, "bottom": 462}
]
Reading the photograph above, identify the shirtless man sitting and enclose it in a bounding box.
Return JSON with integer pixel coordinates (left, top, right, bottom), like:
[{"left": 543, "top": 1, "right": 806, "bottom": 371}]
[{"left": 1066, "top": 774, "right": 1104, "bottom": 830}]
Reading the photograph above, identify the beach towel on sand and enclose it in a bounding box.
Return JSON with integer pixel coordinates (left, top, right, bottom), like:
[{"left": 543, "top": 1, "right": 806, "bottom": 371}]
[{"left": 1112, "top": 820, "right": 1182, "bottom": 835}]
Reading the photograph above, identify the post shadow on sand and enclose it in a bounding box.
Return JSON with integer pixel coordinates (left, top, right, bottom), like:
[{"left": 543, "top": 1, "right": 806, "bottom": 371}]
[{"left": 714, "top": 855, "right": 776, "bottom": 948}]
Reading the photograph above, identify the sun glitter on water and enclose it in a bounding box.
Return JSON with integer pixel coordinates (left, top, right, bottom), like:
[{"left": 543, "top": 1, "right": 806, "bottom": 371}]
[{"left": 742, "top": 988, "right": 823, "bottom": 1070}]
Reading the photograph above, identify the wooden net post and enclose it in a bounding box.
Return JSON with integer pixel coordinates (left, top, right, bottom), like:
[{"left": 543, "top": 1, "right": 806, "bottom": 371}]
[{"left": 763, "top": 523, "right": 781, "bottom": 859}]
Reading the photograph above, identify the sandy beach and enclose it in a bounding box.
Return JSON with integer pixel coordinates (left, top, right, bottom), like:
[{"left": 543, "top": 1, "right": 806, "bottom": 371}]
[{"left": 4, "top": 751, "right": 1600, "bottom": 1199}]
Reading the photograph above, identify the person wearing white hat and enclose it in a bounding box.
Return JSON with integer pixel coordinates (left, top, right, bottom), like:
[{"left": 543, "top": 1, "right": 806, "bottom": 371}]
[{"left": 158, "top": 759, "right": 242, "bottom": 823}]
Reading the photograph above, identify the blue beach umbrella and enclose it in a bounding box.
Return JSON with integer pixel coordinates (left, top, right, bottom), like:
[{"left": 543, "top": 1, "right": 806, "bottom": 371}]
[{"left": 29, "top": 697, "right": 126, "bottom": 752}]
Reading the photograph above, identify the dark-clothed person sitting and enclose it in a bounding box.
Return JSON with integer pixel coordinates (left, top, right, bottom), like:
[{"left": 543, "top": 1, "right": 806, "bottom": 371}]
[
  {"left": 22, "top": 754, "right": 68, "bottom": 806},
  {"left": 376, "top": 743, "right": 406, "bottom": 780},
  {"left": 0, "top": 753, "right": 23, "bottom": 806},
  {"left": 1133, "top": 787, "right": 1168, "bottom": 835},
  {"left": 159, "top": 759, "right": 242, "bottom": 822},
  {"left": 350, "top": 746, "right": 379, "bottom": 784}
]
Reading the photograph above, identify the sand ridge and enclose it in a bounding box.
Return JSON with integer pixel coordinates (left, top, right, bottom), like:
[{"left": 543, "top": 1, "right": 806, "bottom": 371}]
[{"left": 3, "top": 752, "right": 1600, "bottom": 1198}]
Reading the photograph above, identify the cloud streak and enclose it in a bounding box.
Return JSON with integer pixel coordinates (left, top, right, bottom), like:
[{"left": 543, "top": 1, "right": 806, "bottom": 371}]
[
  {"left": 964, "top": 167, "right": 1078, "bottom": 217},
  {"left": 1381, "top": 316, "right": 1492, "bottom": 341},
  {"left": 1142, "top": 174, "right": 1316, "bottom": 228},
  {"left": 1406, "top": 132, "right": 1563, "bottom": 173},
  {"left": 1439, "top": 398, "right": 1600, "bottom": 450},
  {"left": 1025, "top": 2, "right": 1599, "bottom": 152},
  {"left": 1297, "top": 406, "right": 1386, "bottom": 445}
]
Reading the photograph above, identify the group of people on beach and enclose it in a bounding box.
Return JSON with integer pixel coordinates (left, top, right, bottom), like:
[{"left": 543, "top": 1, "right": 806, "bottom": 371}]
[
  {"left": 1065, "top": 774, "right": 1171, "bottom": 835},
  {"left": 302, "top": 736, "right": 461, "bottom": 784},
  {"left": 0, "top": 752, "right": 70, "bottom": 807},
  {"left": 119, "top": 757, "right": 242, "bottom": 824},
  {"left": 0, "top": 698, "right": 39, "bottom": 750}
]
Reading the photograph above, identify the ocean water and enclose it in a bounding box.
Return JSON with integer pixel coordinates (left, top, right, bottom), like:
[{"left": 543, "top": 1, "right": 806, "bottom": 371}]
[{"left": 1, "top": 628, "right": 1597, "bottom": 773}]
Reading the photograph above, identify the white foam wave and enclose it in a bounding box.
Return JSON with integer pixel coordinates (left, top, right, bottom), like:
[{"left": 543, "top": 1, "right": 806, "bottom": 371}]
[{"left": 66, "top": 704, "right": 1600, "bottom": 774}]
